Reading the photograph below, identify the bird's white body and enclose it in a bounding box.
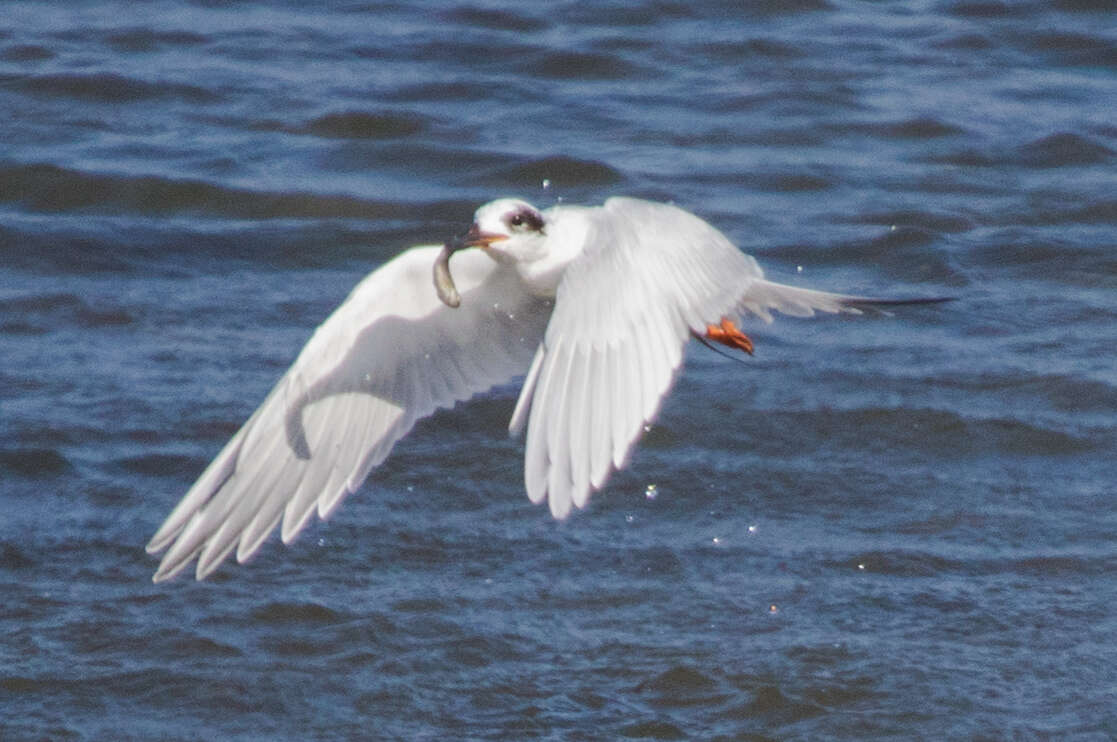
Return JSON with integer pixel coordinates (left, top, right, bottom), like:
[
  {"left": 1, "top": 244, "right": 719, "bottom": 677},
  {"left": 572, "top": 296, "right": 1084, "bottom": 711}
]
[{"left": 147, "top": 197, "right": 913, "bottom": 581}]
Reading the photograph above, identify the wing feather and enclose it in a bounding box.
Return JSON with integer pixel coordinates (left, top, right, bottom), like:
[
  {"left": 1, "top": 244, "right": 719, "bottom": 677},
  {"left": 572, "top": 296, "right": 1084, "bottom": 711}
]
[
  {"left": 566, "top": 345, "right": 593, "bottom": 508},
  {"left": 587, "top": 346, "right": 613, "bottom": 489},
  {"left": 515, "top": 197, "right": 913, "bottom": 517},
  {"left": 148, "top": 246, "right": 550, "bottom": 581}
]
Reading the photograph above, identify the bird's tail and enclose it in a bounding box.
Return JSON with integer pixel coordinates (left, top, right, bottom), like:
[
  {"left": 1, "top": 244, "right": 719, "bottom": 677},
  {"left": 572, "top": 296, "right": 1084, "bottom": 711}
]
[{"left": 739, "top": 278, "right": 953, "bottom": 323}]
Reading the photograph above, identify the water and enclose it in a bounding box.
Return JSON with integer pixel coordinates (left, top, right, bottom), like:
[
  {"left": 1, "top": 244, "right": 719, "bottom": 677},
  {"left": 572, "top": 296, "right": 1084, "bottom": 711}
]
[{"left": 2, "top": 1, "right": 1115, "bottom": 739}]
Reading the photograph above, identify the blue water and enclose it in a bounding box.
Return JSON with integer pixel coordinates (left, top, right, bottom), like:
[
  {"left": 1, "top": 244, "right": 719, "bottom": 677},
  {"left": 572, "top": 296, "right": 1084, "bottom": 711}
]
[{"left": 2, "top": 1, "right": 1116, "bottom": 739}]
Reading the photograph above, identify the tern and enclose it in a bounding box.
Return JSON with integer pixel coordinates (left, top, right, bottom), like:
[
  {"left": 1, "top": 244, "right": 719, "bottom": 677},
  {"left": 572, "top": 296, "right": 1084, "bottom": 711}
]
[{"left": 147, "top": 196, "right": 946, "bottom": 581}]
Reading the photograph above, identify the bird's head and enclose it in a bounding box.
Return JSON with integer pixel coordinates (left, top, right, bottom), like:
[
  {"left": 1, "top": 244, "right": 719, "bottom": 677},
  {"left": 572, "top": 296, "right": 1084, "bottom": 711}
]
[
  {"left": 462, "top": 198, "right": 547, "bottom": 261},
  {"left": 433, "top": 198, "right": 547, "bottom": 307}
]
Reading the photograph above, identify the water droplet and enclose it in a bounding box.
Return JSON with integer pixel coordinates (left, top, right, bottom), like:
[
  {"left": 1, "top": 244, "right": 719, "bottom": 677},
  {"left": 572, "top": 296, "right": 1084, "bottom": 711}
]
[
  {"left": 712, "top": 536, "right": 722, "bottom": 545},
  {"left": 542, "top": 178, "right": 551, "bottom": 190},
  {"left": 625, "top": 514, "right": 635, "bottom": 523},
  {"left": 769, "top": 604, "right": 779, "bottom": 614},
  {"left": 796, "top": 265, "right": 803, "bottom": 273},
  {"left": 644, "top": 483, "right": 657, "bottom": 500},
  {"left": 747, "top": 524, "right": 757, "bottom": 534},
  {"left": 857, "top": 563, "right": 866, "bottom": 571}
]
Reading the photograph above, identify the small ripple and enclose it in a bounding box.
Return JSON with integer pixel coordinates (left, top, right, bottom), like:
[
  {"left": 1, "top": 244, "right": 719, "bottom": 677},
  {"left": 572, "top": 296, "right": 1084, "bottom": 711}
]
[
  {"left": 167, "top": 634, "right": 242, "bottom": 659},
  {"left": 562, "top": 1, "right": 695, "bottom": 27},
  {"left": 749, "top": 172, "right": 834, "bottom": 192},
  {"left": 477, "top": 154, "right": 624, "bottom": 188},
  {"left": 1, "top": 675, "right": 51, "bottom": 694},
  {"left": 937, "top": 370, "right": 1117, "bottom": 415},
  {"left": 726, "top": 685, "right": 825, "bottom": 724},
  {"left": 296, "top": 110, "right": 431, "bottom": 140},
  {"left": 1000, "top": 554, "right": 1117, "bottom": 578},
  {"left": 113, "top": 453, "right": 201, "bottom": 478},
  {"left": 249, "top": 600, "right": 348, "bottom": 625},
  {"left": 637, "top": 665, "right": 718, "bottom": 698},
  {"left": 0, "top": 291, "right": 135, "bottom": 331},
  {"left": 930, "top": 32, "right": 995, "bottom": 51},
  {"left": 0, "top": 447, "right": 71, "bottom": 478},
  {"left": 16, "top": 72, "right": 219, "bottom": 104},
  {"left": 1054, "top": 0, "right": 1115, "bottom": 9},
  {"left": 776, "top": 226, "right": 957, "bottom": 282},
  {"left": 738, "top": 407, "right": 1100, "bottom": 460},
  {"left": 440, "top": 633, "right": 530, "bottom": 669},
  {"left": 379, "top": 80, "right": 498, "bottom": 103},
  {"left": 0, "top": 44, "right": 55, "bottom": 62},
  {"left": 843, "top": 551, "right": 1117, "bottom": 578},
  {"left": 0, "top": 543, "right": 35, "bottom": 570},
  {"left": 438, "top": 6, "right": 550, "bottom": 32},
  {"left": 946, "top": 1, "right": 1032, "bottom": 18},
  {"left": 969, "top": 233, "right": 1117, "bottom": 279},
  {"left": 838, "top": 208, "right": 973, "bottom": 233},
  {"left": 392, "top": 596, "right": 449, "bottom": 613},
  {"left": 922, "top": 146, "right": 1001, "bottom": 168},
  {"left": 1015, "top": 133, "right": 1114, "bottom": 168},
  {"left": 924, "top": 132, "right": 1114, "bottom": 170},
  {"left": 0, "top": 162, "right": 444, "bottom": 221},
  {"left": 1017, "top": 30, "right": 1117, "bottom": 68},
  {"left": 525, "top": 49, "right": 643, "bottom": 80},
  {"left": 844, "top": 551, "right": 965, "bottom": 577},
  {"left": 618, "top": 720, "right": 687, "bottom": 740},
  {"left": 691, "top": 37, "right": 805, "bottom": 61},
  {"left": 412, "top": 39, "right": 540, "bottom": 70},
  {"left": 847, "top": 116, "right": 966, "bottom": 140},
  {"left": 102, "top": 28, "right": 209, "bottom": 53}
]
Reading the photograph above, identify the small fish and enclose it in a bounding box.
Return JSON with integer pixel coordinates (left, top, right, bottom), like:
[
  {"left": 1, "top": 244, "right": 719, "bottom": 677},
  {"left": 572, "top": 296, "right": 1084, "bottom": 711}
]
[{"left": 433, "top": 236, "right": 465, "bottom": 308}]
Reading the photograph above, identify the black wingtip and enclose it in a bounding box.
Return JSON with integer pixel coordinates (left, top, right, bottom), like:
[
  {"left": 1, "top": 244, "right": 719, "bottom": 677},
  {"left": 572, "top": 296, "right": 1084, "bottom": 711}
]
[{"left": 842, "top": 295, "right": 957, "bottom": 309}]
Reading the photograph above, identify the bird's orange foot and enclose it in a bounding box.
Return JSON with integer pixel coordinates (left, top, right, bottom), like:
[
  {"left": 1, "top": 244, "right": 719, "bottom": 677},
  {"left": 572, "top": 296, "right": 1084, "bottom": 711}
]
[{"left": 705, "top": 317, "right": 754, "bottom": 355}]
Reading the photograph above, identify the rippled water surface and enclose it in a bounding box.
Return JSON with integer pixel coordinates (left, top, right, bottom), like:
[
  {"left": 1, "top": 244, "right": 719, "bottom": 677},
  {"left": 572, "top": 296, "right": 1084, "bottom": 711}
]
[{"left": 2, "top": 1, "right": 1116, "bottom": 739}]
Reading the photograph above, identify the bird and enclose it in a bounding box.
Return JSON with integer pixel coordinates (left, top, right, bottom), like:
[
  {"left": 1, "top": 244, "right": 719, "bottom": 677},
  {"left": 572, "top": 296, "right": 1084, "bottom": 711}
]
[{"left": 146, "top": 196, "right": 947, "bottom": 581}]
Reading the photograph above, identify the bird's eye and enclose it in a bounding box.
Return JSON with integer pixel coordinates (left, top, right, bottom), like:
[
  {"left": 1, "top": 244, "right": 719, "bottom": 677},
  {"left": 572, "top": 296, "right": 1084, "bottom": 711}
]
[{"left": 505, "top": 208, "right": 544, "bottom": 232}]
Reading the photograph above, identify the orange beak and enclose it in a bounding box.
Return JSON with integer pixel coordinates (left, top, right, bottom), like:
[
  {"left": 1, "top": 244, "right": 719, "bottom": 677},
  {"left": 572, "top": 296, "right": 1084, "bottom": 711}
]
[{"left": 459, "top": 223, "right": 508, "bottom": 249}]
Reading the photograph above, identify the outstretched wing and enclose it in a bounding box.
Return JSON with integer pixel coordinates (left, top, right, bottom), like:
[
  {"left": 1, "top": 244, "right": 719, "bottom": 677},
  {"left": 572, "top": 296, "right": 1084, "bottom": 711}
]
[
  {"left": 147, "top": 246, "right": 551, "bottom": 581},
  {"left": 512, "top": 197, "right": 898, "bottom": 519}
]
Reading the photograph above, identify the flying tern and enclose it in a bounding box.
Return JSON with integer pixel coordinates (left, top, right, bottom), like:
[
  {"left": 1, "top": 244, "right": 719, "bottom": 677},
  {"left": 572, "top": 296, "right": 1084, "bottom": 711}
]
[{"left": 147, "top": 196, "right": 946, "bottom": 581}]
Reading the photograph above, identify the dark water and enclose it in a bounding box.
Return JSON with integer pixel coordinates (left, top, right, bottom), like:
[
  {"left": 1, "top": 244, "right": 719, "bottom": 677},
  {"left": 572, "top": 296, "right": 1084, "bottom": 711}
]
[{"left": 2, "top": 1, "right": 1116, "bottom": 739}]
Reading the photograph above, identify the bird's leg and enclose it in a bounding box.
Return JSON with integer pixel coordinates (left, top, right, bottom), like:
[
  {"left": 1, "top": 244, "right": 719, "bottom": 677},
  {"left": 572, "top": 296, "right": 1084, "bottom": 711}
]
[{"left": 703, "top": 317, "right": 754, "bottom": 355}]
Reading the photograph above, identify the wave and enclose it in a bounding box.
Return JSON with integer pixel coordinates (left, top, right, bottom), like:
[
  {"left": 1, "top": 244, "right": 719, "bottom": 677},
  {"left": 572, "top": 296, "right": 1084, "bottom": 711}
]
[
  {"left": 0, "top": 291, "right": 135, "bottom": 332},
  {"left": 923, "top": 132, "right": 1114, "bottom": 170},
  {"left": 11, "top": 71, "right": 218, "bottom": 104},
  {"left": 0, "top": 161, "right": 449, "bottom": 220},
  {"left": 0, "top": 447, "right": 71, "bottom": 478},
  {"left": 476, "top": 154, "right": 624, "bottom": 187},
  {"left": 843, "top": 550, "right": 1117, "bottom": 578}
]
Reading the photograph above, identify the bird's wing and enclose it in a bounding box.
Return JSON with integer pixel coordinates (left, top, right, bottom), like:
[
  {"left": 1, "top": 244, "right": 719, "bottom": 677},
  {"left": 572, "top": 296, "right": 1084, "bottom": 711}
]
[
  {"left": 512, "top": 197, "right": 879, "bottom": 518},
  {"left": 147, "top": 246, "right": 551, "bottom": 581}
]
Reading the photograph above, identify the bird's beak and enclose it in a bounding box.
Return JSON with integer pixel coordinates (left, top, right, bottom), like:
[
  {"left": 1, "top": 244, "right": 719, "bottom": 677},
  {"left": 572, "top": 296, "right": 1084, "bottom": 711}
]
[
  {"left": 458, "top": 223, "right": 508, "bottom": 249},
  {"left": 433, "top": 223, "right": 507, "bottom": 309}
]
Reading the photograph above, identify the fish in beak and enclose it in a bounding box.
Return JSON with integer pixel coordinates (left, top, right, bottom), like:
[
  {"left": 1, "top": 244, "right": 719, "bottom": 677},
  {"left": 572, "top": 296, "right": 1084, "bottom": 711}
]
[{"left": 432, "top": 223, "right": 507, "bottom": 308}]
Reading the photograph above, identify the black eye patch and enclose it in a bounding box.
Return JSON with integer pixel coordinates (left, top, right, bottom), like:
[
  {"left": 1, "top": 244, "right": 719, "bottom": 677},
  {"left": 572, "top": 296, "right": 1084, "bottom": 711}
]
[{"left": 507, "top": 209, "right": 544, "bottom": 232}]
